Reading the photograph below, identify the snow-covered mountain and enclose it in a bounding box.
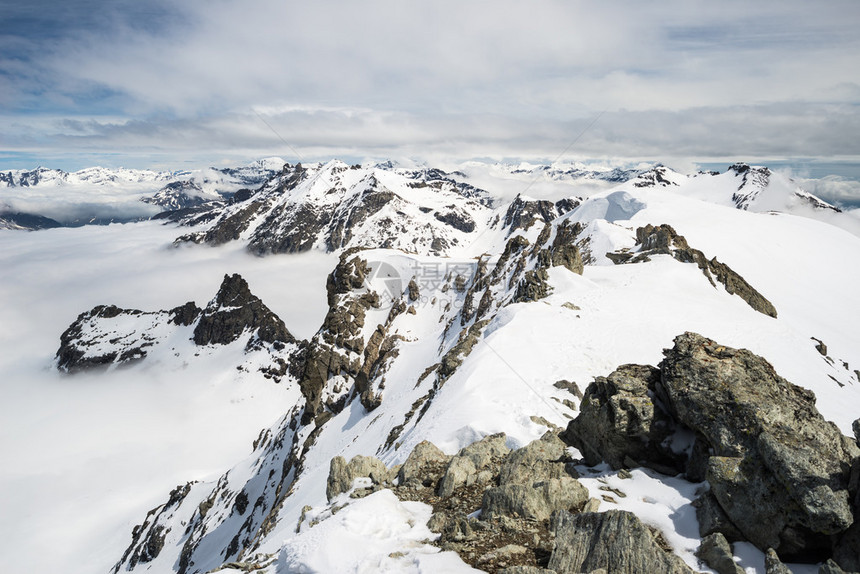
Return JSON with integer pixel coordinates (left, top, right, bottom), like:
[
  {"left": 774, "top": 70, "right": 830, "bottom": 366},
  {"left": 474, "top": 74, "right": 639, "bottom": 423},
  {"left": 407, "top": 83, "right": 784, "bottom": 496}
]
[
  {"left": 1, "top": 157, "right": 860, "bottom": 574},
  {"left": 0, "top": 166, "right": 176, "bottom": 187},
  {"left": 0, "top": 159, "right": 287, "bottom": 227},
  {"left": 171, "top": 160, "right": 503, "bottom": 256}
]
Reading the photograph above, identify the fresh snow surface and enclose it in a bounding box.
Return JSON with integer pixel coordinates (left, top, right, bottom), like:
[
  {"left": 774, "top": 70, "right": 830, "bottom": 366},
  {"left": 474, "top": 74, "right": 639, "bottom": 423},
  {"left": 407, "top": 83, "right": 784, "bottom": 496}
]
[{"left": 281, "top": 489, "right": 481, "bottom": 573}]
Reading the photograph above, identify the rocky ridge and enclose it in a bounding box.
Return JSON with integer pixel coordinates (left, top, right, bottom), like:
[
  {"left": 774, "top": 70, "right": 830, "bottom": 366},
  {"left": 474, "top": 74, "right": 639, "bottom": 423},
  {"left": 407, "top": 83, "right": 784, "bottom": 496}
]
[
  {"left": 318, "top": 431, "right": 695, "bottom": 574},
  {"left": 606, "top": 223, "right": 778, "bottom": 317}
]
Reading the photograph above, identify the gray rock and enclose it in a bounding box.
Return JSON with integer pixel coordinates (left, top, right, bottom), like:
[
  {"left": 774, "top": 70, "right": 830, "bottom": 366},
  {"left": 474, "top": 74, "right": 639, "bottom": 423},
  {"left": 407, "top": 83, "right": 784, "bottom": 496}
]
[
  {"left": 499, "top": 433, "right": 568, "bottom": 486},
  {"left": 693, "top": 492, "right": 744, "bottom": 542},
  {"left": 696, "top": 533, "right": 744, "bottom": 574},
  {"left": 547, "top": 510, "right": 694, "bottom": 574},
  {"left": 481, "top": 477, "right": 588, "bottom": 522},
  {"left": 326, "top": 455, "right": 391, "bottom": 501},
  {"left": 560, "top": 364, "right": 682, "bottom": 472},
  {"left": 477, "top": 544, "right": 529, "bottom": 566},
  {"left": 764, "top": 548, "right": 792, "bottom": 574},
  {"left": 458, "top": 432, "right": 510, "bottom": 469},
  {"left": 437, "top": 455, "right": 478, "bottom": 498},
  {"left": 397, "top": 440, "right": 450, "bottom": 489},
  {"left": 833, "top": 521, "right": 860, "bottom": 572},
  {"left": 549, "top": 221, "right": 584, "bottom": 275},
  {"left": 658, "top": 332, "right": 860, "bottom": 560}
]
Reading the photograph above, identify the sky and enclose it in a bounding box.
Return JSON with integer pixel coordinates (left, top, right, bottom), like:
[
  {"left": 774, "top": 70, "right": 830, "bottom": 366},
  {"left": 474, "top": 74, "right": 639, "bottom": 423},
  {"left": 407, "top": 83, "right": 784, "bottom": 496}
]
[{"left": 1, "top": 0, "right": 860, "bottom": 204}]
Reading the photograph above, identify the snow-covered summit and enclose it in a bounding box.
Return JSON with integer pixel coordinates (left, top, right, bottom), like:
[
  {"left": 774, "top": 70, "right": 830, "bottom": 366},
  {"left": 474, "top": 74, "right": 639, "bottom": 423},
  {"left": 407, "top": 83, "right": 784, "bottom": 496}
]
[
  {"left": 173, "top": 159, "right": 497, "bottom": 257},
  {"left": 0, "top": 165, "right": 176, "bottom": 187}
]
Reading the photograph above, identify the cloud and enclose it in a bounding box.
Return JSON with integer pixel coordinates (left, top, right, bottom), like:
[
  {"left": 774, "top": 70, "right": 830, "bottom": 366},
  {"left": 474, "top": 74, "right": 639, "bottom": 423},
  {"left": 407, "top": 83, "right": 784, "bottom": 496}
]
[
  {"left": 1, "top": 0, "right": 860, "bottom": 171},
  {"left": 782, "top": 174, "right": 860, "bottom": 209},
  {"left": 0, "top": 182, "right": 163, "bottom": 224}
]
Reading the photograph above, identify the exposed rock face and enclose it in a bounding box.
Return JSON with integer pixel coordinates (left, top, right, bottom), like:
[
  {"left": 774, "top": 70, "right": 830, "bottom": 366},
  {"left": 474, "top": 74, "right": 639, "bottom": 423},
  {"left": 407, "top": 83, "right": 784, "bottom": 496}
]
[
  {"left": 561, "top": 364, "right": 683, "bottom": 473},
  {"left": 113, "top": 406, "right": 307, "bottom": 574},
  {"left": 548, "top": 510, "right": 694, "bottom": 574},
  {"left": 608, "top": 224, "right": 778, "bottom": 318},
  {"left": 561, "top": 332, "right": 860, "bottom": 566},
  {"left": 504, "top": 195, "right": 559, "bottom": 233},
  {"left": 510, "top": 222, "right": 584, "bottom": 304},
  {"left": 297, "top": 253, "right": 388, "bottom": 424},
  {"left": 193, "top": 274, "right": 294, "bottom": 347}
]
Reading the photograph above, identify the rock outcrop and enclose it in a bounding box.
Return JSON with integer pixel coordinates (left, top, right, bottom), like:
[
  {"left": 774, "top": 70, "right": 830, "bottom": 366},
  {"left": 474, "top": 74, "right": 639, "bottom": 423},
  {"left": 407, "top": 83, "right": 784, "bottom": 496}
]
[
  {"left": 313, "top": 432, "right": 696, "bottom": 573},
  {"left": 56, "top": 273, "right": 296, "bottom": 375},
  {"left": 696, "top": 532, "right": 744, "bottom": 574},
  {"left": 562, "top": 332, "right": 860, "bottom": 566},
  {"left": 560, "top": 364, "right": 683, "bottom": 474},
  {"left": 607, "top": 224, "right": 778, "bottom": 318},
  {"left": 193, "top": 274, "right": 294, "bottom": 348}
]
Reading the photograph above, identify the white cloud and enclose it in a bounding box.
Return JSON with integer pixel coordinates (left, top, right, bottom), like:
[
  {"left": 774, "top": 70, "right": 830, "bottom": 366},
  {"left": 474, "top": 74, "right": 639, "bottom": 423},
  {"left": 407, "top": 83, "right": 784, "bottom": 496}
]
[{"left": 2, "top": 0, "right": 860, "bottom": 170}]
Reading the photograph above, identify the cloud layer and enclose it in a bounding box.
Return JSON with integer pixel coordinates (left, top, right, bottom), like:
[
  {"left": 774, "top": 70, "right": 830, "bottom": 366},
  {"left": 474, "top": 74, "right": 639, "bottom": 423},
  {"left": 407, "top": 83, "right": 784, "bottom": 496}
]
[{"left": 1, "top": 0, "right": 859, "bottom": 181}]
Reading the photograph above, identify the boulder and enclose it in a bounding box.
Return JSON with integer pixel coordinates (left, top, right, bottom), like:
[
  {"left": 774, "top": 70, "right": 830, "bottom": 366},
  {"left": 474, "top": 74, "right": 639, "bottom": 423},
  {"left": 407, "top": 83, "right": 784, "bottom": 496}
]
[
  {"left": 437, "top": 433, "right": 510, "bottom": 497},
  {"left": 437, "top": 456, "right": 478, "bottom": 498},
  {"left": 481, "top": 477, "right": 588, "bottom": 522},
  {"left": 693, "top": 491, "right": 744, "bottom": 542},
  {"left": 326, "top": 455, "right": 391, "bottom": 501},
  {"left": 658, "top": 332, "right": 859, "bottom": 560},
  {"left": 764, "top": 548, "right": 792, "bottom": 574},
  {"left": 547, "top": 510, "right": 694, "bottom": 574},
  {"left": 498, "top": 567, "right": 558, "bottom": 574},
  {"left": 696, "top": 532, "right": 744, "bottom": 574},
  {"left": 560, "top": 364, "right": 682, "bottom": 473},
  {"left": 397, "top": 440, "right": 450, "bottom": 489},
  {"left": 499, "top": 433, "right": 569, "bottom": 486}
]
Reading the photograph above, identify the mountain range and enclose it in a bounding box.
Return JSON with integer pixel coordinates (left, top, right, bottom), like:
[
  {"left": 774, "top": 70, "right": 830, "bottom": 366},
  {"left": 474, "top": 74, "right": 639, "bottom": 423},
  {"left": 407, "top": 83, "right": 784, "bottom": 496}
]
[{"left": 1, "top": 158, "right": 859, "bottom": 574}]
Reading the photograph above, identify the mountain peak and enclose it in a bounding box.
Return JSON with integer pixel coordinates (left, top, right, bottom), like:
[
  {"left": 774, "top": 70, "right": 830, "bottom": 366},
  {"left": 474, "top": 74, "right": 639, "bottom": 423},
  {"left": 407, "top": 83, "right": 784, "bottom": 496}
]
[{"left": 193, "top": 273, "right": 295, "bottom": 347}]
